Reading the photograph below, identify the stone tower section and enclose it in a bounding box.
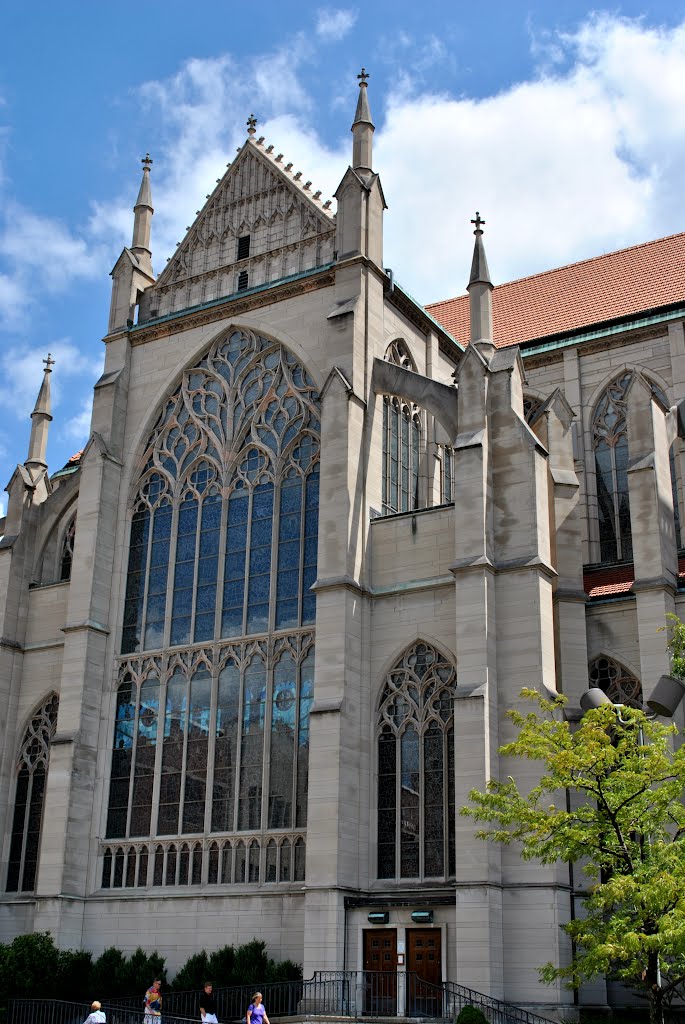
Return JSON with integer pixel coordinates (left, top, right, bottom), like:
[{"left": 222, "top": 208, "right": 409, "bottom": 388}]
[{"left": 139, "top": 130, "right": 336, "bottom": 321}]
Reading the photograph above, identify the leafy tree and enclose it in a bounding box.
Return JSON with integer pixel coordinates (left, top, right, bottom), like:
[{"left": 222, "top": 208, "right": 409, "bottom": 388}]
[
  {"left": 53, "top": 948, "right": 94, "bottom": 1001},
  {"left": 0, "top": 933, "right": 60, "bottom": 1001},
  {"left": 123, "top": 947, "right": 166, "bottom": 997},
  {"left": 172, "top": 950, "right": 211, "bottom": 991},
  {"left": 89, "top": 947, "right": 129, "bottom": 998},
  {"left": 461, "top": 687, "right": 685, "bottom": 1024}
]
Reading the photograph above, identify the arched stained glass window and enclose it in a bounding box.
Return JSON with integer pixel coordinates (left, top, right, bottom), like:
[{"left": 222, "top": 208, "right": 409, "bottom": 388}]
[
  {"left": 107, "top": 328, "right": 318, "bottom": 878},
  {"left": 60, "top": 516, "right": 76, "bottom": 581},
  {"left": 376, "top": 642, "right": 456, "bottom": 881},
  {"left": 593, "top": 373, "right": 681, "bottom": 562},
  {"left": 589, "top": 655, "right": 642, "bottom": 708},
  {"left": 6, "top": 693, "right": 59, "bottom": 893},
  {"left": 381, "top": 340, "right": 422, "bottom": 515}
]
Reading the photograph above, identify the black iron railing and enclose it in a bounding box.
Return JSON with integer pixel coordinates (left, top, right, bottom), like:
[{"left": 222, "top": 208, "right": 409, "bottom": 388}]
[
  {"left": 8, "top": 971, "right": 562, "bottom": 1023},
  {"left": 6, "top": 999, "right": 198, "bottom": 1024}
]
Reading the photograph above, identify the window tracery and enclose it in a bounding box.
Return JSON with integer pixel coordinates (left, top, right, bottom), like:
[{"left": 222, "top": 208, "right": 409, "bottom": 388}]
[
  {"left": 376, "top": 641, "right": 456, "bottom": 881},
  {"left": 6, "top": 693, "right": 59, "bottom": 893},
  {"left": 381, "top": 340, "right": 421, "bottom": 515},
  {"left": 589, "top": 655, "right": 642, "bottom": 708},
  {"left": 593, "top": 373, "right": 680, "bottom": 562}
]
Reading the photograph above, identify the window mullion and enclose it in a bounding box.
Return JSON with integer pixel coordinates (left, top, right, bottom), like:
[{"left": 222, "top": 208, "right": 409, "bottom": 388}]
[
  {"left": 149, "top": 670, "right": 167, "bottom": 838},
  {"left": 17, "top": 771, "right": 32, "bottom": 892},
  {"left": 418, "top": 724, "right": 425, "bottom": 881},
  {"left": 233, "top": 656, "right": 246, "bottom": 833},
  {"left": 395, "top": 729, "right": 401, "bottom": 879},
  {"left": 214, "top": 491, "right": 229, "bottom": 640},
  {"left": 139, "top": 506, "right": 154, "bottom": 650},
  {"left": 178, "top": 672, "right": 191, "bottom": 835},
  {"left": 261, "top": 650, "right": 274, "bottom": 832},
  {"left": 291, "top": 653, "right": 302, "bottom": 832},
  {"left": 190, "top": 496, "right": 202, "bottom": 642},
  {"left": 610, "top": 444, "right": 622, "bottom": 559},
  {"left": 269, "top": 476, "right": 281, "bottom": 634},
  {"left": 124, "top": 679, "right": 141, "bottom": 838},
  {"left": 163, "top": 500, "right": 181, "bottom": 649},
  {"left": 242, "top": 489, "right": 254, "bottom": 636},
  {"left": 204, "top": 669, "right": 219, "bottom": 835}
]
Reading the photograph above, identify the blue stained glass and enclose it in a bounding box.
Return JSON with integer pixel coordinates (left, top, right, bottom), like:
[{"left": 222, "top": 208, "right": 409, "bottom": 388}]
[
  {"left": 170, "top": 616, "right": 191, "bottom": 646},
  {"left": 302, "top": 566, "right": 317, "bottom": 591},
  {"left": 173, "top": 589, "right": 193, "bottom": 615},
  {"left": 228, "top": 494, "right": 248, "bottom": 524},
  {"left": 227, "top": 523, "right": 247, "bottom": 549},
  {"left": 123, "top": 599, "right": 143, "bottom": 627},
  {"left": 196, "top": 584, "right": 216, "bottom": 613},
  {"left": 303, "top": 537, "right": 317, "bottom": 565},
  {"left": 247, "top": 603, "right": 269, "bottom": 633},
  {"left": 144, "top": 621, "right": 165, "bottom": 649},
  {"left": 278, "top": 540, "right": 300, "bottom": 569},
  {"left": 276, "top": 600, "right": 298, "bottom": 629},
  {"left": 223, "top": 580, "right": 244, "bottom": 606},
  {"left": 154, "top": 507, "right": 172, "bottom": 535},
  {"left": 279, "top": 514, "right": 300, "bottom": 541},
  {"left": 304, "top": 510, "right": 318, "bottom": 533},
  {"left": 302, "top": 595, "right": 316, "bottom": 624},
  {"left": 224, "top": 552, "right": 245, "bottom": 580},
  {"left": 202, "top": 498, "right": 222, "bottom": 528},
  {"left": 194, "top": 613, "right": 215, "bottom": 642},
  {"left": 125, "top": 572, "right": 143, "bottom": 600},
  {"left": 197, "top": 557, "right": 218, "bottom": 584},
  {"left": 278, "top": 479, "right": 301, "bottom": 512},
  {"left": 221, "top": 608, "right": 243, "bottom": 636},
  {"left": 146, "top": 595, "right": 166, "bottom": 621},
  {"left": 174, "top": 562, "right": 195, "bottom": 588},
  {"left": 305, "top": 474, "right": 319, "bottom": 507},
  {"left": 250, "top": 547, "right": 271, "bottom": 574},
  {"left": 176, "top": 535, "right": 197, "bottom": 562},
  {"left": 249, "top": 573, "right": 270, "bottom": 601},
  {"left": 251, "top": 519, "right": 272, "bottom": 545},
  {"left": 199, "top": 530, "right": 219, "bottom": 558},
  {"left": 148, "top": 567, "right": 167, "bottom": 594},
  {"left": 278, "top": 569, "right": 299, "bottom": 598},
  {"left": 130, "top": 515, "right": 149, "bottom": 547},
  {"left": 149, "top": 543, "right": 168, "bottom": 568}
]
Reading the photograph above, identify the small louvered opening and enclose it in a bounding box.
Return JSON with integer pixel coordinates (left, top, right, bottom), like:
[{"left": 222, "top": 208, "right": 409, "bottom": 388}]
[
  {"left": 237, "top": 235, "right": 251, "bottom": 260},
  {"left": 237, "top": 270, "right": 249, "bottom": 291}
]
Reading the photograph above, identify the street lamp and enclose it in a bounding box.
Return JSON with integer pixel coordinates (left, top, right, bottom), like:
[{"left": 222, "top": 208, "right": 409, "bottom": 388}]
[{"left": 580, "top": 674, "right": 685, "bottom": 717}]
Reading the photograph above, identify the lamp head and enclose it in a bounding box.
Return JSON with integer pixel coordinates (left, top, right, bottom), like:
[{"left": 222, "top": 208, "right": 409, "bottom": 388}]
[
  {"left": 579, "top": 688, "right": 613, "bottom": 712},
  {"left": 646, "top": 674, "right": 685, "bottom": 717}
]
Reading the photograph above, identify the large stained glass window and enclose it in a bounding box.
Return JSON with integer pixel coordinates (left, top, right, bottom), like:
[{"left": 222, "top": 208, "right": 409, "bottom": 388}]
[
  {"left": 381, "top": 339, "right": 422, "bottom": 515},
  {"left": 106, "top": 328, "right": 319, "bottom": 880},
  {"left": 376, "top": 641, "right": 456, "bottom": 881},
  {"left": 6, "top": 694, "right": 59, "bottom": 893},
  {"left": 593, "top": 373, "right": 680, "bottom": 563}
]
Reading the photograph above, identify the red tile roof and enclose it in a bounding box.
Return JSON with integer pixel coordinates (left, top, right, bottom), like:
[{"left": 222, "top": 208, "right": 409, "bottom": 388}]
[
  {"left": 584, "top": 557, "right": 685, "bottom": 599},
  {"left": 426, "top": 232, "right": 685, "bottom": 348}
]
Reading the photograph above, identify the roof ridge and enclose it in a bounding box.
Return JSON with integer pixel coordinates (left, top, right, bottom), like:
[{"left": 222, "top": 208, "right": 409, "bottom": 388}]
[
  {"left": 426, "top": 229, "right": 685, "bottom": 309},
  {"left": 249, "top": 136, "right": 335, "bottom": 218}
]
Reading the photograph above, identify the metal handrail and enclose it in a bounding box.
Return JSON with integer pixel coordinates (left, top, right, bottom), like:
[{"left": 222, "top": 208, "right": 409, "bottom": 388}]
[
  {"left": 9, "top": 971, "right": 562, "bottom": 1023},
  {"left": 7, "top": 997, "right": 199, "bottom": 1024}
]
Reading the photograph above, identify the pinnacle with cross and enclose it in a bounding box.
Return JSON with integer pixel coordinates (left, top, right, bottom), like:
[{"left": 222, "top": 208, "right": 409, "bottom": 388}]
[
  {"left": 471, "top": 212, "right": 485, "bottom": 234},
  {"left": 357, "top": 67, "right": 369, "bottom": 86},
  {"left": 141, "top": 153, "right": 153, "bottom": 170},
  {"left": 247, "top": 114, "right": 257, "bottom": 136},
  {"left": 43, "top": 353, "right": 55, "bottom": 372}
]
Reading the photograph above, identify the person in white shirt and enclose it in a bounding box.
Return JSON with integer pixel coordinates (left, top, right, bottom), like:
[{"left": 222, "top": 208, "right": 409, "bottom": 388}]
[{"left": 82, "top": 1000, "right": 106, "bottom": 1024}]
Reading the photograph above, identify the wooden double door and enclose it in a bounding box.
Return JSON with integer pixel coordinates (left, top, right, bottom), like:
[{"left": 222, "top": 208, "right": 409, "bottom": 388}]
[{"left": 363, "top": 928, "right": 442, "bottom": 1015}]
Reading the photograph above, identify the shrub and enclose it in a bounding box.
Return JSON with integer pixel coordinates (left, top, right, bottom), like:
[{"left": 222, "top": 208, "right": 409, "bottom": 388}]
[
  {"left": 172, "top": 951, "right": 211, "bottom": 991},
  {"left": 456, "top": 1005, "right": 489, "bottom": 1024},
  {"left": 0, "top": 933, "right": 60, "bottom": 1002},
  {"left": 123, "top": 948, "right": 166, "bottom": 997},
  {"left": 53, "top": 949, "right": 94, "bottom": 1002}
]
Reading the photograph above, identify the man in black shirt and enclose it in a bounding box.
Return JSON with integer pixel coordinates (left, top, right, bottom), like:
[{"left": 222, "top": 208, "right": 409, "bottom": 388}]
[{"left": 200, "top": 981, "right": 219, "bottom": 1024}]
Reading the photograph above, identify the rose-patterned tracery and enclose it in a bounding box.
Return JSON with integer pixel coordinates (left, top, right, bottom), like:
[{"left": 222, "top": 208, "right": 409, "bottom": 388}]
[
  {"left": 589, "top": 655, "right": 642, "bottom": 708},
  {"left": 377, "top": 641, "right": 456, "bottom": 881},
  {"left": 110, "top": 329, "right": 318, "bottom": 861},
  {"left": 121, "top": 328, "right": 319, "bottom": 655},
  {"left": 6, "top": 693, "right": 59, "bottom": 893}
]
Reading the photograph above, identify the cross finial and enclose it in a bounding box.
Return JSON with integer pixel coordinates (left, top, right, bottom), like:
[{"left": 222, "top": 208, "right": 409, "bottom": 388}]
[
  {"left": 141, "top": 153, "right": 153, "bottom": 170},
  {"left": 471, "top": 211, "right": 485, "bottom": 234},
  {"left": 247, "top": 114, "right": 257, "bottom": 136},
  {"left": 357, "top": 67, "right": 370, "bottom": 86},
  {"left": 43, "top": 353, "right": 55, "bottom": 372}
]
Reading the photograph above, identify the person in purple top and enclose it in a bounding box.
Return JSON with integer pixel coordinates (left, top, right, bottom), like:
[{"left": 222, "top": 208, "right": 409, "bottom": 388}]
[{"left": 246, "top": 992, "right": 269, "bottom": 1024}]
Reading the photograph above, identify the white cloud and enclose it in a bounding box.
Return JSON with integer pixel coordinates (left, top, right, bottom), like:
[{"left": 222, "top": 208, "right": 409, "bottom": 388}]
[
  {"left": 0, "top": 203, "right": 106, "bottom": 293},
  {"left": 315, "top": 8, "right": 357, "bottom": 41},
  {"left": 0, "top": 339, "right": 102, "bottom": 420},
  {"left": 63, "top": 395, "right": 94, "bottom": 442}
]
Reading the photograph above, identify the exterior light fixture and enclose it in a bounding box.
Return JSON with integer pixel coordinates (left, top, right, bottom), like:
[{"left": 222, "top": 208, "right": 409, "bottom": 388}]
[
  {"left": 580, "top": 674, "right": 685, "bottom": 719},
  {"left": 367, "top": 911, "right": 389, "bottom": 924},
  {"left": 411, "top": 909, "right": 433, "bottom": 924}
]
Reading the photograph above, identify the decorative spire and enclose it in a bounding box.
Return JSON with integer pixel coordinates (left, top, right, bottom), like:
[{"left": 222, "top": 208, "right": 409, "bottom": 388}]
[
  {"left": 352, "top": 67, "right": 374, "bottom": 172},
  {"left": 26, "top": 354, "right": 54, "bottom": 475},
  {"left": 467, "top": 212, "right": 494, "bottom": 343},
  {"left": 247, "top": 114, "right": 257, "bottom": 137},
  {"left": 131, "top": 154, "right": 154, "bottom": 276}
]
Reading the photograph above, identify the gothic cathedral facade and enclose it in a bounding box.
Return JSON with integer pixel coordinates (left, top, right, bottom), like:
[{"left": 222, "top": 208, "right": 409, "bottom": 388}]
[{"left": 1, "top": 76, "right": 685, "bottom": 1015}]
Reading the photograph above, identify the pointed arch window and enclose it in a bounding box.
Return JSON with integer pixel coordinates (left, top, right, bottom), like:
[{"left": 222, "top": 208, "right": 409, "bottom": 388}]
[
  {"left": 60, "top": 516, "right": 76, "bottom": 581},
  {"left": 6, "top": 694, "right": 59, "bottom": 893},
  {"left": 382, "top": 340, "right": 422, "bottom": 515},
  {"left": 376, "top": 641, "right": 456, "bottom": 881},
  {"left": 589, "top": 655, "right": 642, "bottom": 708},
  {"left": 593, "top": 373, "right": 681, "bottom": 563},
  {"left": 108, "top": 328, "right": 319, "bottom": 869}
]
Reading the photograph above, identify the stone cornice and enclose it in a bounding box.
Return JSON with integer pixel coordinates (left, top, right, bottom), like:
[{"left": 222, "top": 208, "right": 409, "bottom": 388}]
[
  {"left": 61, "top": 619, "right": 110, "bottom": 636},
  {"left": 118, "top": 267, "right": 336, "bottom": 346}
]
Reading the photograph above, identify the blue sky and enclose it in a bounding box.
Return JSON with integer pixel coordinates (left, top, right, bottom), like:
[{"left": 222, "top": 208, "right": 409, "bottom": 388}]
[{"left": 2, "top": 0, "right": 685, "bottom": 502}]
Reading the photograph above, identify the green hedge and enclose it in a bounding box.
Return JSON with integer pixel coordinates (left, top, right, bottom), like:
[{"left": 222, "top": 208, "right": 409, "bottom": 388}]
[{"left": 0, "top": 933, "right": 301, "bottom": 1004}]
